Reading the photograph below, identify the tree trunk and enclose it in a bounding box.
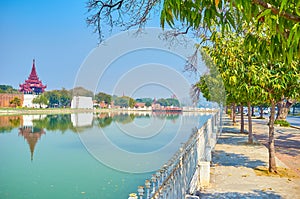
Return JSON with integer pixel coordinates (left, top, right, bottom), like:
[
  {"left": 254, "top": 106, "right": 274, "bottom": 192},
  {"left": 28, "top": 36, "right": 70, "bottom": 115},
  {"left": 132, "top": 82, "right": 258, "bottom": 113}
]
[
  {"left": 259, "top": 105, "right": 264, "bottom": 118},
  {"left": 247, "top": 102, "right": 253, "bottom": 144},
  {"left": 232, "top": 103, "right": 236, "bottom": 124},
  {"left": 276, "top": 98, "right": 295, "bottom": 121},
  {"left": 237, "top": 105, "right": 241, "bottom": 114},
  {"left": 268, "top": 100, "right": 277, "bottom": 173},
  {"left": 240, "top": 105, "right": 244, "bottom": 134}
]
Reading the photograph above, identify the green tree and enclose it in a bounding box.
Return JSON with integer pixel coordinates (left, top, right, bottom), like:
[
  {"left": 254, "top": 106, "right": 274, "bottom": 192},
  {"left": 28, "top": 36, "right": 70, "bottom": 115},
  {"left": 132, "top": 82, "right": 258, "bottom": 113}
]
[
  {"left": 162, "top": 0, "right": 300, "bottom": 64},
  {"left": 136, "top": 98, "right": 153, "bottom": 104},
  {"left": 145, "top": 101, "right": 152, "bottom": 107},
  {"left": 196, "top": 31, "right": 300, "bottom": 172},
  {"left": 0, "top": 85, "right": 19, "bottom": 93},
  {"left": 95, "top": 92, "right": 112, "bottom": 104},
  {"left": 156, "top": 98, "right": 169, "bottom": 106},
  {"left": 32, "top": 94, "right": 49, "bottom": 108},
  {"left": 166, "top": 98, "right": 180, "bottom": 107},
  {"left": 128, "top": 98, "right": 135, "bottom": 108},
  {"left": 44, "top": 90, "right": 60, "bottom": 107},
  {"left": 114, "top": 96, "right": 129, "bottom": 107},
  {"left": 9, "top": 97, "right": 21, "bottom": 108},
  {"left": 114, "top": 96, "right": 135, "bottom": 108},
  {"left": 258, "top": 61, "right": 300, "bottom": 172},
  {"left": 44, "top": 89, "right": 71, "bottom": 108},
  {"left": 59, "top": 88, "right": 71, "bottom": 107},
  {"left": 202, "top": 32, "right": 267, "bottom": 144}
]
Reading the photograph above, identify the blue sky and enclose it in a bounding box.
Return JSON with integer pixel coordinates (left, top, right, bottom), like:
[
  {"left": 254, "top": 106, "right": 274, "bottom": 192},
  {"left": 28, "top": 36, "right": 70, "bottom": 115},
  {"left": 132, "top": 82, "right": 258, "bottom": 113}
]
[
  {"left": 0, "top": 0, "right": 98, "bottom": 90},
  {"left": 0, "top": 0, "right": 205, "bottom": 99}
]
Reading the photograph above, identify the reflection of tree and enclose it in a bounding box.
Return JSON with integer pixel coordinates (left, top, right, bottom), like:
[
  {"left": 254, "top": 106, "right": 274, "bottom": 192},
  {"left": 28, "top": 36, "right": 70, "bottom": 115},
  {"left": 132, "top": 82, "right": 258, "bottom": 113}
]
[
  {"left": 96, "top": 113, "right": 113, "bottom": 128},
  {"left": 135, "top": 114, "right": 151, "bottom": 119},
  {"left": 152, "top": 113, "right": 180, "bottom": 121},
  {"left": 96, "top": 112, "right": 181, "bottom": 127},
  {"left": 33, "top": 114, "right": 76, "bottom": 133},
  {"left": 166, "top": 114, "right": 180, "bottom": 120},
  {"left": 0, "top": 126, "right": 12, "bottom": 133},
  {"left": 113, "top": 113, "right": 135, "bottom": 124},
  {"left": 0, "top": 116, "right": 22, "bottom": 133},
  {"left": 9, "top": 117, "right": 21, "bottom": 127}
]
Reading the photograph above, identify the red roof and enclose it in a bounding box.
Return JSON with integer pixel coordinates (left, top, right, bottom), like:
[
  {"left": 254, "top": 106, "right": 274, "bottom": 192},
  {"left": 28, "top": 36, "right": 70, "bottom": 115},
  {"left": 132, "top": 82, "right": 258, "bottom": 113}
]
[{"left": 19, "top": 59, "right": 46, "bottom": 94}]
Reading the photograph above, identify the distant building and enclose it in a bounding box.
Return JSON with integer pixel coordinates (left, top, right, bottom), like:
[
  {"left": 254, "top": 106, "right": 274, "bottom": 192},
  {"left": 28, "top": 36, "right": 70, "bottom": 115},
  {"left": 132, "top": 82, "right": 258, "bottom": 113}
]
[
  {"left": 19, "top": 59, "right": 47, "bottom": 108},
  {"left": 135, "top": 102, "right": 146, "bottom": 108},
  {"left": 19, "top": 59, "right": 46, "bottom": 94},
  {"left": 99, "top": 101, "right": 108, "bottom": 108},
  {"left": 71, "top": 96, "right": 93, "bottom": 109}
]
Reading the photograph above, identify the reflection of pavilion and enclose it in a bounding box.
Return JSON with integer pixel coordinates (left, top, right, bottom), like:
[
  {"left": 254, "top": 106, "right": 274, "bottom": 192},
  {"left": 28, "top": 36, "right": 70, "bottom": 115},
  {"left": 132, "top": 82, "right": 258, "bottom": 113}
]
[
  {"left": 19, "top": 115, "right": 46, "bottom": 161},
  {"left": 19, "top": 127, "right": 45, "bottom": 161}
]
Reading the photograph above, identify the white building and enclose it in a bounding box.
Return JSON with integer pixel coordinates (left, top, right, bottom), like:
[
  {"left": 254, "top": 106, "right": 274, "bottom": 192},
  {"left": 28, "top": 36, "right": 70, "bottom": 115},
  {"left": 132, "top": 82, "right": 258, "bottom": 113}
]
[
  {"left": 22, "top": 94, "right": 38, "bottom": 108},
  {"left": 71, "top": 96, "right": 93, "bottom": 109}
]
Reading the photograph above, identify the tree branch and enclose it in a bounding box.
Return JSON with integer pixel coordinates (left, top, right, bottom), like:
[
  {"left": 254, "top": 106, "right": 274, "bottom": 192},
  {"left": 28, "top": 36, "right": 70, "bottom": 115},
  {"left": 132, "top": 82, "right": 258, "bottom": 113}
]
[{"left": 252, "top": 0, "right": 300, "bottom": 22}]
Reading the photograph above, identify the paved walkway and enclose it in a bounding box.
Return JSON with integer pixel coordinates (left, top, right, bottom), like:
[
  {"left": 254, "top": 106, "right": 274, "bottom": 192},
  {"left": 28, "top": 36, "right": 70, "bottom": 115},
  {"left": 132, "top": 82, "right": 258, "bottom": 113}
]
[{"left": 200, "top": 116, "right": 300, "bottom": 199}]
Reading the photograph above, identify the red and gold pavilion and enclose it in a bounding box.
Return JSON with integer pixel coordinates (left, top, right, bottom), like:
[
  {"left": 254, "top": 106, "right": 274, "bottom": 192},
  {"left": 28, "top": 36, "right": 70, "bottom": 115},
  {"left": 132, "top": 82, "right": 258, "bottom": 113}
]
[{"left": 19, "top": 59, "right": 46, "bottom": 94}]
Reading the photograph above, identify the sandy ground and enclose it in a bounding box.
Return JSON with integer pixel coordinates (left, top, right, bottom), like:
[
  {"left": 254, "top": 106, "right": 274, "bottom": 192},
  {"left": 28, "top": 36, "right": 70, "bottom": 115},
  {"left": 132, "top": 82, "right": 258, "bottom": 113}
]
[{"left": 199, "top": 116, "right": 300, "bottom": 199}]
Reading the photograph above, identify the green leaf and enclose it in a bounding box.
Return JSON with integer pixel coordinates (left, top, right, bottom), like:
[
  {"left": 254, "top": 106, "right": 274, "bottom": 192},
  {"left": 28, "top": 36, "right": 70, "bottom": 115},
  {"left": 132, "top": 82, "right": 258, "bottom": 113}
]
[
  {"left": 279, "top": 0, "right": 288, "bottom": 13},
  {"left": 256, "top": 9, "right": 271, "bottom": 21}
]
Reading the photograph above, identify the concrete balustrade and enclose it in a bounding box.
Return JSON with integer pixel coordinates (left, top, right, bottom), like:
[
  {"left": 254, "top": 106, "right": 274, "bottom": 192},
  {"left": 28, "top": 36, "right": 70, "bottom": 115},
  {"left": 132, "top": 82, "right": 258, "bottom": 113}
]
[{"left": 128, "top": 111, "right": 222, "bottom": 199}]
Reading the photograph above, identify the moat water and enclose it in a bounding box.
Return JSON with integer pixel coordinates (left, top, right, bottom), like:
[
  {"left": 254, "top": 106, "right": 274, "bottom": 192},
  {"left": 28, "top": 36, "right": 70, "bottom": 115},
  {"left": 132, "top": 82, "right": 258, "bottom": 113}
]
[{"left": 0, "top": 112, "right": 211, "bottom": 199}]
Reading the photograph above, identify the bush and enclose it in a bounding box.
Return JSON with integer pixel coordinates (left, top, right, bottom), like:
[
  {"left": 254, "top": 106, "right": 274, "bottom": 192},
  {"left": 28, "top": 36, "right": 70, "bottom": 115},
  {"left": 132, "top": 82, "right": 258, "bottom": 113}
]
[{"left": 274, "top": 120, "right": 290, "bottom": 127}]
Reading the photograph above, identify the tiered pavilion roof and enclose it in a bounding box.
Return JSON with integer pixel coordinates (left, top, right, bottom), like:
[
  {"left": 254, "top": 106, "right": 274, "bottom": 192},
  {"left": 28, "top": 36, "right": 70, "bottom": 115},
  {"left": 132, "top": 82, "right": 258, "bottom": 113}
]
[{"left": 19, "top": 59, "right": 46, "bottom": 94}]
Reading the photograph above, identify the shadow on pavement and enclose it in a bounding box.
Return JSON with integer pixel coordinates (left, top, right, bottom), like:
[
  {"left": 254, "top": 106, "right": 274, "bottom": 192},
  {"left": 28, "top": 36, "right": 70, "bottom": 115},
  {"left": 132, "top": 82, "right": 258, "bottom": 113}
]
[
  {"left": 275, "top": 134, "right": 300, "bottom": 157},
  {"left": 216, "top": 135, "right": 250, "bottom": 145},
  {"left": 212, "top": 150, "right": 266, "bottom": 168},
  {"left": 200, "top": 189, "right": 281, "bottom": 199},
  {"left": 254, "top": 130, "right": 300, "bottom": 157}
]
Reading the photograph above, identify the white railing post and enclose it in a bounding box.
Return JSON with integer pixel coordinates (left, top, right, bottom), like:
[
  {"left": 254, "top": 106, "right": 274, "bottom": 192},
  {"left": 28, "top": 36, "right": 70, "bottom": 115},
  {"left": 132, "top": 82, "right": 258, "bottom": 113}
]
[
  {"left": 199, "top": 161, "right": 210, "bottom": 188},
  {"left": 151, "top": 174, "right": 156, "bottom": 194},
  {"left": 145, "top": 180, "right": 151, "bottom": 199},
  {"left": 137, "top": 186, "right": 144, "bottom": 199}
]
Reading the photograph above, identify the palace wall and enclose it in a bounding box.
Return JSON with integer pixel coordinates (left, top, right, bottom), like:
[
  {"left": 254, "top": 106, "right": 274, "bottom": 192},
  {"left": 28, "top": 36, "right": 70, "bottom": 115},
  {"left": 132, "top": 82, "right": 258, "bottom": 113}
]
[{"left": 0, "top": 93, "right": 24, "bottom": 107}]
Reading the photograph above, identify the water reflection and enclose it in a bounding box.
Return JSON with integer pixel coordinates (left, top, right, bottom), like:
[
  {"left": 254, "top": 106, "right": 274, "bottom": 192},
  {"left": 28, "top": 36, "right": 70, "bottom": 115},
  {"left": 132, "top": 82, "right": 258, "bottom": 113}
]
[
  {"left": 0, "top": 112, "right": 212, "bottom": 199},
  {"left": 19, "top": 126, "right": 45, "bottom": 161},
  {"left": 0, "top": 112, "right": 209, "bottom": 162},
  {"left": 0, "top": 112, "right": 209, "bottom": 132},
  {"left": 0, "top": 115, "right": 22, "bottom": 133},
  {"left": 95, "top": 112, "right": 180, "bottom": 128},
  {"left": 71, "top": 112, "right": 93, "bottom": 127},
  {"left": 33, "top": 114, "right": 75, "bottom": 132}
]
